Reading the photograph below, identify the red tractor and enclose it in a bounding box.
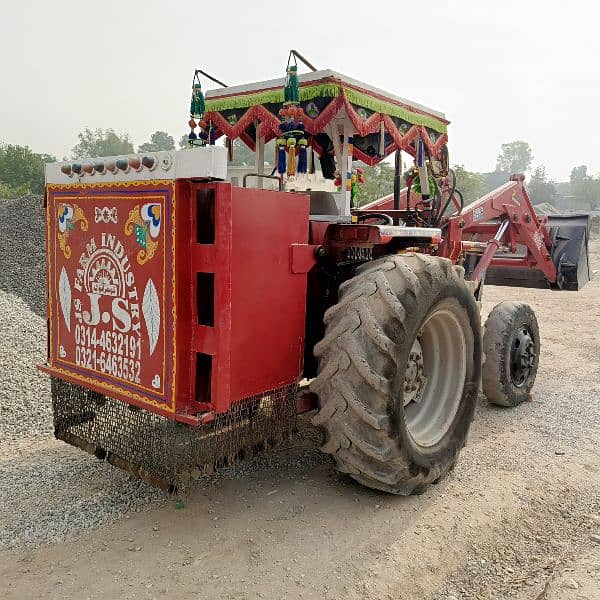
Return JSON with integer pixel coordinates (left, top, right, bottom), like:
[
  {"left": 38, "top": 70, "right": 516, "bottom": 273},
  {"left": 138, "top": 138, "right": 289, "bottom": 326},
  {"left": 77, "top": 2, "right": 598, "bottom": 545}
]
[{"left": 40, "top": 54, "right": 590, "bottom": 494}]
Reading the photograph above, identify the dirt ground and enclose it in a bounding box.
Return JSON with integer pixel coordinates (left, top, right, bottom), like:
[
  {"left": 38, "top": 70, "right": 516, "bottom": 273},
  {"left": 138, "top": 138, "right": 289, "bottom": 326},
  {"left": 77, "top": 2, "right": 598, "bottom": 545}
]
[{"left": 1, "top": 241, "right": 599, "bottom": 600}]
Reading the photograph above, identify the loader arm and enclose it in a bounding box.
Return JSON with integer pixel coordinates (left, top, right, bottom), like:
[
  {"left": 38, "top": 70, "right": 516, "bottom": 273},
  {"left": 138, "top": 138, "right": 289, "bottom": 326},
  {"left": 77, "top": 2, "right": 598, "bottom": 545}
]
[
  {"left": 440, "top": 174, "right": 557, "bottom": 284},
  {"left": 439, "top": 174, "right": 590, "bottom": 291}
]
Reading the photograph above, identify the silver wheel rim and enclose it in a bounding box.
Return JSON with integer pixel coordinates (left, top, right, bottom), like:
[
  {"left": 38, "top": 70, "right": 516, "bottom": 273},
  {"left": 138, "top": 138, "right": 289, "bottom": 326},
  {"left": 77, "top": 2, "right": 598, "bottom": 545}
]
[{"left": 403, "top": 303, "right": 468, "bottom": 447}]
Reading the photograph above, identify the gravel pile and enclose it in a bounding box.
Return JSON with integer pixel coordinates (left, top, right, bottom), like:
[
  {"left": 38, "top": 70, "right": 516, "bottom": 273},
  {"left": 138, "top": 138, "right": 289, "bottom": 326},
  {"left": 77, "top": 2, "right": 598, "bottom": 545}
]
[
  {"left": 0, "top": 291, "right": 52, "bottom": 443},
  {"left": 0, "top": 196, "right": 165, "bottom": 549},
  {"left": 0, "top": 195, "right": 46, "bottom": 316},
  {"left": 0, "top": 195, "right": 50, "bottom": 442},
  {"left": 0, "top": 442, "right": 164, "bottom": 550}
]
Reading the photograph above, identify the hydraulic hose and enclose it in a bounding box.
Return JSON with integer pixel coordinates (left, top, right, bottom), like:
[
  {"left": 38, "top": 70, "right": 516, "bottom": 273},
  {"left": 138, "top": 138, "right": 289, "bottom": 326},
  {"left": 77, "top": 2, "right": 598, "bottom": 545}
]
[{"left": 435, "top": 168, "right": 457, "bottom": 225}]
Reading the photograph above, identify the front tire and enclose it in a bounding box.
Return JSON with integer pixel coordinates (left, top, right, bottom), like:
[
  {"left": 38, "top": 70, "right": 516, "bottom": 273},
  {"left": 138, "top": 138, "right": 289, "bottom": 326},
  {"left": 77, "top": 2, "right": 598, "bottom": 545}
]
[
  {"left": 311, "top": 254, "right": 482, "bottom": 495},
  {"left": 482, "top": 301, "right": 540, "bottom": 407}
]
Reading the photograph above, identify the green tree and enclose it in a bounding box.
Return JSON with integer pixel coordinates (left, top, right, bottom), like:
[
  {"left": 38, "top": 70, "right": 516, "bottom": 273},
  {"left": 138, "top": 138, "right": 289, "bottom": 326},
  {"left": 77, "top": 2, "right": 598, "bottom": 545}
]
[
  {"left": 527, "top": 166, "right": 556, "bottom": 205},
  {"left": 0, "top": 143, "right": 56, "bottom": 197},
  {"left": 358, "top": 162, "right": 396, "bottom": 206},
  {"left": 496, "top": 140, "right": 533, "bottom": 174},
  {"left": 138, "top": 131, "right": 175, "bottom": 153},
  {"left": 570, "top": 165, "right": 600, "bottom": 209},
  {"left": 452, "top": 164, "right": 488, "bottom": 205},
  {"left": 72, "top": 128, "right": 134, "bottom": 159},
  {"left": 570, "top": 165, "right": 588, "bottom": 182},
  {"left": 179, "top": 134, "right": 189, "bottom": 149}
]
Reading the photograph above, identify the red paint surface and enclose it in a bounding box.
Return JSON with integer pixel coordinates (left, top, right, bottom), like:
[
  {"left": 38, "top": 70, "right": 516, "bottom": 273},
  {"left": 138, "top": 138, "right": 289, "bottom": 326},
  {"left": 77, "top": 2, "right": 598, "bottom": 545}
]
[
  {"left": 44, "top": 182, "right": 176, "bottom": 414},
  {"left": 42, "top": 180, "right": 310, "bottom": 421},
  {"left": 178, "top": 183, "right": 310, "bottom": 414}
]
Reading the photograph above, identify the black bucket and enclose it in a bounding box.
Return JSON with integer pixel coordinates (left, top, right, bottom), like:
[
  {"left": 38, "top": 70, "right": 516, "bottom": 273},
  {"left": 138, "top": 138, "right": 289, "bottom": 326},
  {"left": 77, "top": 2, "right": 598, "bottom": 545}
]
[{"left": 484, "top": 214, "right": 591, "bottom": 291}]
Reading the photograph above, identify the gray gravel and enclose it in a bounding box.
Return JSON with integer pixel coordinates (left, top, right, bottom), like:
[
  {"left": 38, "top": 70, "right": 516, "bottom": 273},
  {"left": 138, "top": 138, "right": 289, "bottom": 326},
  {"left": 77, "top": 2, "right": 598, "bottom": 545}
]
[
  {"left": 0, "top": 442, "right": 164, "bottom": 550},
  {"left": 0, "top": 195, "right": 57, "bottom": 442},
  {"left": 0, "top": 291, "right": 52, "bottom": 442},
  {"left": 0, "top": 196, "right": 166, "bottom": 549},
  {"left": 0, "top": 195, "right": 46, "bottom": 316}
]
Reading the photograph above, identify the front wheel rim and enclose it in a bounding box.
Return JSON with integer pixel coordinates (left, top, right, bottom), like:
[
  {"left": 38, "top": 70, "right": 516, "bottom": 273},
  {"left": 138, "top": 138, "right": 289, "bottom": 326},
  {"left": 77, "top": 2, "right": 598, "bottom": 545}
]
[
  {"left": 403, "top": 304, "right": 468, "bottom": 448},
  {"left": 510, "top": 325, "right": 536, "bottom": 387}
]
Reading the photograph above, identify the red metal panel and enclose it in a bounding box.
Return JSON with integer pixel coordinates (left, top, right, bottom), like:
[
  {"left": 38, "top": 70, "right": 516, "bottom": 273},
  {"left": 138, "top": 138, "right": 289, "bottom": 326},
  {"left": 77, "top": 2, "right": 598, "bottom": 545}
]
[
  {"left": 178, "top": 182, "right": 310, "bottom": 415},
  {"left": 228, "top": 187, "right": 309, "bottom": 408},
  {"left": 42, "top": 180, "right": 310, "bottom": 422},
  {"left": 41, "top": 181, "right": 178, "bottom": 418}
]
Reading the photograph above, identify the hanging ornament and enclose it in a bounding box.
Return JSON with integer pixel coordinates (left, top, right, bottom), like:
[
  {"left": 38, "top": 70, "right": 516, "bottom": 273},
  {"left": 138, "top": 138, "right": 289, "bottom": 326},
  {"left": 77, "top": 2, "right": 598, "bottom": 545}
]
[
  {"left": 297, "top": 138, "right": 308, "bottom": 174},
  {"left": 336, "top": 167, "right": 365, "bottom": 205},
  {"left": 351, "top": 167, "right": 365, "bottom": 207},
  {"left": 198, "top": 119, "right": 208, "bottom": 143},
  {"left": 276, "top": 52, "right": 312, "bottom": 182},
  {"left": 276, "top": 139, "right": 287, "bottom": 175},
  {"left": 284, "top": 64, "right": 300, "bottom": 105},
  {"left": 188, "top": 71, "right": 207, "bottom": 146},
  {"left": 190, "top": 81, "right": 206, "bottom": 118},
  {"left": 286, "top": 138, "right": 297, "bottom": 177}
]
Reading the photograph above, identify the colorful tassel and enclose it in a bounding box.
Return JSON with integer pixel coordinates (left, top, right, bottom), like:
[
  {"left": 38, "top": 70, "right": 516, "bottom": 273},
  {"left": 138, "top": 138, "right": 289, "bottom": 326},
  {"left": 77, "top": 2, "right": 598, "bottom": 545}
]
[
  {"left": 297, "top": 139, "right": 308, "bottom": 174},
  {"left": 351, "top": 178, "right": 360, "bottom": 206},
  {"left": 277, "top": 139, "right": 287, "bottom": 175},
  {"left": 287, "top": 138, "right": 297, "bottom": 177}
]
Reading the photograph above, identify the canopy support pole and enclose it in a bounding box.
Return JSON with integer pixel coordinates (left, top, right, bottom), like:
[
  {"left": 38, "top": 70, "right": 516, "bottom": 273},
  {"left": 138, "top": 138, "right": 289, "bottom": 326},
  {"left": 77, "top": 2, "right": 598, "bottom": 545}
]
[
  {"left": 393, "top": 150, "right": 402, "bottom": 224},
  {"left": 255, "top": 129, "right": 265, "bottom": 189},
  {"left": 341, "top": 118, "right": 354, "bottom": 217}
]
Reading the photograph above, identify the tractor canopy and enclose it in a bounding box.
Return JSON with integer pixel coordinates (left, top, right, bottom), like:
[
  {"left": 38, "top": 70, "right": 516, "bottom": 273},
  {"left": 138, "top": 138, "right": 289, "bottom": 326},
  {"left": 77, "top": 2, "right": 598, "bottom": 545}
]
[{"left": 203, "top": 69, "right": 449, "bottom": 165}]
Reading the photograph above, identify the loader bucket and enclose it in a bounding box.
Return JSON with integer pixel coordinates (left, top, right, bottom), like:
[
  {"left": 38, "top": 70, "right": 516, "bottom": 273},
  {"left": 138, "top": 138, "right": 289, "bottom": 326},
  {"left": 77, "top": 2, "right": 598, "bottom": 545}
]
[{"left": 484, "top": 214, "right": 591, "bottom": 291}]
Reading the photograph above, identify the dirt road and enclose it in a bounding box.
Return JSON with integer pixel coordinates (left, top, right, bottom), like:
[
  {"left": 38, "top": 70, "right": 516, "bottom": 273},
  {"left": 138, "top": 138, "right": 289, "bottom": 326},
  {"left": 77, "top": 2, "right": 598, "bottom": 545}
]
[{"left": 1, "top": 241, "right": 599, "bottom": 600}]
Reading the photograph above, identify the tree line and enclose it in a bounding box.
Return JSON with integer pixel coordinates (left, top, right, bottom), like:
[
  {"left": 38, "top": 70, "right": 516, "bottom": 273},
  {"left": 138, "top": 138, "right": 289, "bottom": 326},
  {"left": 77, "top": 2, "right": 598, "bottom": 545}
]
[
  {"left": 1, "top": 130, "right": 598, "bottom": 212},
  {"left": 0, "top": 129, "right": 179, "bottom": 198},
  {"left": 360, "top": 140, "right": 600, "bottom": 209}
]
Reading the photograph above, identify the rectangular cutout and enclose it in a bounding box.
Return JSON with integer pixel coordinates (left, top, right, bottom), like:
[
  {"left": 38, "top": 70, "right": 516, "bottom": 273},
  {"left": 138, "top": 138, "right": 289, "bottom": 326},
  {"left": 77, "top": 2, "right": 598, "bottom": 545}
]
[
  {"left": 196, "top": 272, "right": 215, "bottom": 327},
  {"left": 196, "top": 188, "right": 215, "bottom": 244},
  {"left": 195, "top": 353, "right": 212, "bottom": 404}
]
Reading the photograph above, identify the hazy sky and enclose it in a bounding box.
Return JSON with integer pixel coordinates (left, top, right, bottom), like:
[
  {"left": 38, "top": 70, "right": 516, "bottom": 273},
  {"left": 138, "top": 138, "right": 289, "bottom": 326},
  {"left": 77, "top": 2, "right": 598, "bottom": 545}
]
[{"left": 1, "top": 0, "right": 598, "bottom": 181}]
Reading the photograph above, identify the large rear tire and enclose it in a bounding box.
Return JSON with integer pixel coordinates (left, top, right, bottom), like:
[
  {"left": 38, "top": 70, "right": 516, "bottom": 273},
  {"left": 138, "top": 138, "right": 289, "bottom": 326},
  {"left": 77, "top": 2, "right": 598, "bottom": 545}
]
[
  {"left": 311, "top": 254, "right": 482, "bottom": 495},
  {"left": 482, "top": 301, "right": 540, "bottom": 407}
]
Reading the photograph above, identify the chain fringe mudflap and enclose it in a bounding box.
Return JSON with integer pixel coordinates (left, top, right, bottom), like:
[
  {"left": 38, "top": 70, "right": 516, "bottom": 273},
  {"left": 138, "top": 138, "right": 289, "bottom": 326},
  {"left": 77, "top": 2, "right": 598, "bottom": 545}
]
[{"left": 51, "top": 378, "right": 298, "bottom": 493}]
